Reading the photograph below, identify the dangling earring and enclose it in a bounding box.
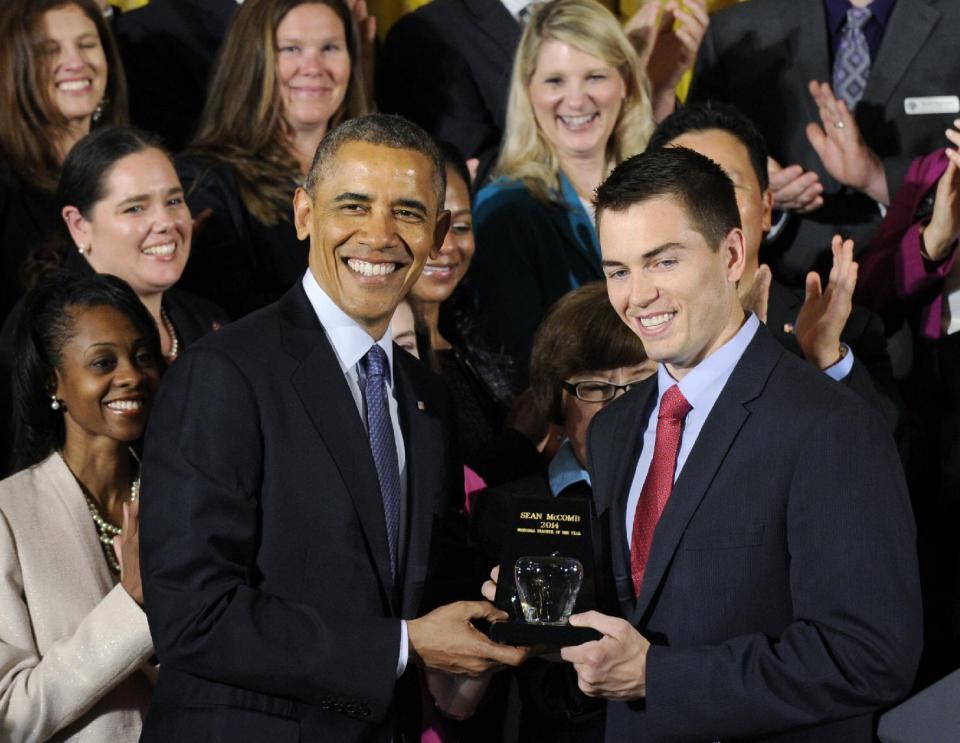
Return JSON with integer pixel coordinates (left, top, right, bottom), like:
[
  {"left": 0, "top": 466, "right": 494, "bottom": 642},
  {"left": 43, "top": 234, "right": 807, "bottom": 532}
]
[
  {"left": 77, "top": 243, "right": 88, "bottom": 255},
  {"left": 50, "top": 395, "right": 61, "bottom": 411},
  {"left": 92, "top": 97, "right": 107, "bottom": 125}
]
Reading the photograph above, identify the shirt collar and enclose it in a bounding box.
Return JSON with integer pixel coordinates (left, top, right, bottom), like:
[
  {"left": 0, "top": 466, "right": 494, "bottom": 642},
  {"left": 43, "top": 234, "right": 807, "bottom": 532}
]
[
  {"left": 548, "top": 439, "right": 592, "bottom": 496},
  {"left": 655, "top": 312, "right": 760, "bottom": 411},
  {"left": 500, "top": 0, "right": 532, "bottom": 22},
  {"left": 824, "top": 0, "right": 895, "bottom": 33},
  {"left": 301, "top": 269, "right": 394, "bottom": 383}
]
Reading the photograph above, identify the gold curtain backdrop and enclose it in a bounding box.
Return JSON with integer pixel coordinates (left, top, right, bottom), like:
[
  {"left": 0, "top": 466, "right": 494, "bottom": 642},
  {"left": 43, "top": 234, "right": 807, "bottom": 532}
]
[{"left": 110, "top": 0, "right": 742, "bottom": 36}]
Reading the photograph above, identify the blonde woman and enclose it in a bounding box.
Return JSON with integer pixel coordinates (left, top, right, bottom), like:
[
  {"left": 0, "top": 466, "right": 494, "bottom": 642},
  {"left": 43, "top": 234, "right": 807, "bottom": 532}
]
[
  {"left": 471, "top": 0, "right": 654, "bottom": 373},
  {"left": 175, "top": 0, "right": 367, "bottom": 319}
]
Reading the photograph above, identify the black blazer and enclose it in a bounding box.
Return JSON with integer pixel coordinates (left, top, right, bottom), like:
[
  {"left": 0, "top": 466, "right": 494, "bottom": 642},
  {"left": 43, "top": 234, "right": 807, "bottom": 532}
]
[
  {"left": 0, "top": 165, "right": 58, "bottom": 329},
  {"left": 115, "top": 0, "right": 238, "bottom": 151},
  {"left": 690, "top": 0, "right": 960, "bottom": 285},
  {"left": 175, "top": 153, "right": 306, "bottom": 319},
  {"left": 378, "top": 0, "right": 520, "bottom": 185},
  {"left": 139, "top": 283, "right": 461, "bottom": 742},
  {"left": 588, "top": 324, "right": 921, "bottom": 742}
]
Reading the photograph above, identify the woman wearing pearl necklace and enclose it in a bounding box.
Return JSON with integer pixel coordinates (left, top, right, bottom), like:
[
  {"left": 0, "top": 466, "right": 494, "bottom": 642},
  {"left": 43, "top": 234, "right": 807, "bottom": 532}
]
[{"left": 0, "top": 273, "right": 161, "bottom": 741}]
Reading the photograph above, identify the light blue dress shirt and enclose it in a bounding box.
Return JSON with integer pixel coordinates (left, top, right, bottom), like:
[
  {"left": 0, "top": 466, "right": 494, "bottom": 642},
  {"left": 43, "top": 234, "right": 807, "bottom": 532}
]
[
  {"left": 548, "top": 439, "right": 592, "bottom": 497},
  {"left": 625, "top": 313, "right": 761, "bottom": 548}
]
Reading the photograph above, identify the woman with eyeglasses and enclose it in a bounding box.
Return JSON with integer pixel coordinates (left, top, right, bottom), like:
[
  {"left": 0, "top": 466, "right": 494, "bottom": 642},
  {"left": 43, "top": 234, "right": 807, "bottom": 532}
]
[{"left": 470, "top": 280, "right": 654, "bottom": 742}]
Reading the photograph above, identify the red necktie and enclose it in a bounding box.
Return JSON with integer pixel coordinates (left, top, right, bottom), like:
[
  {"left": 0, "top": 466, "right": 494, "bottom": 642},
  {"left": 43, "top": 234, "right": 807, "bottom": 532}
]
[{"left": 630, "top": 385, "right": 692, "bottom": 596}]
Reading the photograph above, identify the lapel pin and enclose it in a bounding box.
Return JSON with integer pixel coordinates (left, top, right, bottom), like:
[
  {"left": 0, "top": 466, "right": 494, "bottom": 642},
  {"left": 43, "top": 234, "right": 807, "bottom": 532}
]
[{"left": 417, "top": 401, "right": 426, "bottom": 411}]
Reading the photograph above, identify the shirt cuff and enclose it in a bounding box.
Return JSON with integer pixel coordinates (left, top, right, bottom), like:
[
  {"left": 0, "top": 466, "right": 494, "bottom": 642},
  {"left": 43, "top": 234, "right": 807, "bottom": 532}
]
[
  {"left": 765, "top": 210, "right": 790, "bottom": 243},
  {"left": 823, "top": 344, "right": 854, "bottom": 381},
  {"left": 397, "top": 619, "right": 409, "bottom": 677}
]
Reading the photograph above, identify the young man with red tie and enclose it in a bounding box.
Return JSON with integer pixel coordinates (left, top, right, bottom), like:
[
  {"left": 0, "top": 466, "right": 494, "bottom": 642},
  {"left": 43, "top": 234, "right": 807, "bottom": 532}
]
[{"left": 555, "top": 147, "right": 920, "bottom": 741}]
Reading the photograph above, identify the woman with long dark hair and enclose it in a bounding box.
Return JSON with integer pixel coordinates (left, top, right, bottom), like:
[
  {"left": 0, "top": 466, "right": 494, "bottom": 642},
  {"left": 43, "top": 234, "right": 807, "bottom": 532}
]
[
  {"left": 175, "top": 0, "right": 368, "bottom": 318},
  {"left": 0, "top": 0, "right": 128, "bottom": 326}
]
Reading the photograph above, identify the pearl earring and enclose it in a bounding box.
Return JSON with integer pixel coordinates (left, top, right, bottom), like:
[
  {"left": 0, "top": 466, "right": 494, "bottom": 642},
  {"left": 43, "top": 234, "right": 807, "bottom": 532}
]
[
  {"left": 77, "top": 243, "right": 88, "bottom": 255},
  {"left": 50, "top": 396, "right": 61, "bottom": 411}
]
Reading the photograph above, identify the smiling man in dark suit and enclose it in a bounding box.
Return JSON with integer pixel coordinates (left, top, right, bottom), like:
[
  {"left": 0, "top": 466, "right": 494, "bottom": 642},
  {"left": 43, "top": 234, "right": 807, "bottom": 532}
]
[
  {"left": 138, "top": 114, "right": 524, "bottom": 742},
  {"left": 557, "top": 147, "right": 921, "bottom": 741}
]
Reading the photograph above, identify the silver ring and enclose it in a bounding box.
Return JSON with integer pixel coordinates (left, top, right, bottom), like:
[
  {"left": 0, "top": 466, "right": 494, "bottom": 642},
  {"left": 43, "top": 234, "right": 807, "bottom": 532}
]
[{"left": 834, "top": 120, "right": 845, "bottom": 129}]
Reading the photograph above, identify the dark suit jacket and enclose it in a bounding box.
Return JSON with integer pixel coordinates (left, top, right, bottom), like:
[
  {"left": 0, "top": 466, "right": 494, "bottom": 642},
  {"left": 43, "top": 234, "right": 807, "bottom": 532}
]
[
  {"left": 588, "top": 324, "right": 921, "bottom": 742},
  {"left": 690, "top": 0, "right": 960, "bottom": 286},
  {"left": 766, "top": 279, "right": 900, "bottom": 429},
  {"left": 378, "top": 0, "right": 520, "bottom": 186},
  {"left": 115, "top": 0, "right": 238, "bottom": 151},
  {"left": 139, "top": 284, "right": 461, "bottom": 742}
]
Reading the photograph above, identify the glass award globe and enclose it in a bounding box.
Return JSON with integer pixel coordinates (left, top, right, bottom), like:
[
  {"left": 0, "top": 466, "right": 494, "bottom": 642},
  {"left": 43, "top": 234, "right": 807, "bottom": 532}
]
[{"left": 514, "top": 555, "right": 584, "bottom": 625}]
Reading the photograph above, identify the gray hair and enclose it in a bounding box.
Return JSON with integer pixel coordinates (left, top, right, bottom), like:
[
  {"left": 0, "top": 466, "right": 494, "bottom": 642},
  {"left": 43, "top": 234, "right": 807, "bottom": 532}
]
[{"left": 305, "top": 114, "right": 446, "bottom": 211}]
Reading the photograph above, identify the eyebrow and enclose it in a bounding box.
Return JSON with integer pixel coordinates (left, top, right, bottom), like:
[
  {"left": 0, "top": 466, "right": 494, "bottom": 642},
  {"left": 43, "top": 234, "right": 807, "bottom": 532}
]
[
  {"left": 85, "top": 342, "right": 117, "bottom": 350},
  {"left": 334, "top": 193, "right": 429, "bottom": 213},
  {"left": 334, "top": 192, "right": 372, "bottom": 204},
  {"left": 394, "top": 198, "right": 428, "bottom": 213},
  {"left": 601, "top": 242, "right": 686, "bottom": 267},
  {"left": 115, "top": 187, "right": 183, "bottom": 207}
]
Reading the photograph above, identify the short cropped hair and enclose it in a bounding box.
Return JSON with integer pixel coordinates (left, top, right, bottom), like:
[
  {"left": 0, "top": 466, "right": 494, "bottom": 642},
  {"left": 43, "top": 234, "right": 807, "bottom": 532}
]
[
  {"left": 529, "top": 281, "right": 648, "bottom": 424},
  {"left": 647, "top": 102, "right": 769, "bottom": 191},
  {"left": 595, "top": 147, "right": 741, "bottom": 250},
  {"left": 305, "top": 113, "right": 446, "bottom": 211}
]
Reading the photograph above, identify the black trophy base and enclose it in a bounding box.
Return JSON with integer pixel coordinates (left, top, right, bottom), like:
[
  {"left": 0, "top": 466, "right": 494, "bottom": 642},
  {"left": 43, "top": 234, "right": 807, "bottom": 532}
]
[{"left": 490, "top": 620, "right": 602, "bottom": 647}]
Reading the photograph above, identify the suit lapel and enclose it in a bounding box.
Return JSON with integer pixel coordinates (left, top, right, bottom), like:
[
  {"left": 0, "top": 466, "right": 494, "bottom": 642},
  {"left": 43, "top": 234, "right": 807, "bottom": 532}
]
[
  {"left": 46, "top": 453, "right": 115, "bottom": 595},
  {"left": 463, "top": 0, "right": 521, "bottom": 65},
  {"left": 632, "top": 329, "right": 784, "bottom": 624},
  {"left": 597, "top": 383, "right": 657, "bottom": 618},
  {"left": 393, "top": 354, "right": 442, "bottom": 617},
  {"left": 791, "top": 0, "right": 831, "bottom": 126},
  {"left": 865, "top": 0, "right": 940, "bottom": 109},
  {"left": 280, "top": 287, "right": 395, "bottom": 605}
]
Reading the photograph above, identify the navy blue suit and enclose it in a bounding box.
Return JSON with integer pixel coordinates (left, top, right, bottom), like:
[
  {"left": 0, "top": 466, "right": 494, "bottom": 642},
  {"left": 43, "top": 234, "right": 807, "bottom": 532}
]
[{"left": 588, "top": 324, "right": 921, "bottom": 741}]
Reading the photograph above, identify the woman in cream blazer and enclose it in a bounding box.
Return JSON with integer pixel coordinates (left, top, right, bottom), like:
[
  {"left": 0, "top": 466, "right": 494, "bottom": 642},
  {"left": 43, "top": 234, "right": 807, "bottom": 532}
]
[{"left": 0, "top": 274, "right": 161, "bottom": 741}]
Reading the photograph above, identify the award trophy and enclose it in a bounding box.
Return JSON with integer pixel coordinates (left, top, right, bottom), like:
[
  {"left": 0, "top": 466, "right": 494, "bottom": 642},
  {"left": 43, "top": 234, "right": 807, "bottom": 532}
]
[{"left": 489, "top": 496, "right": 602, "bottom": 646}]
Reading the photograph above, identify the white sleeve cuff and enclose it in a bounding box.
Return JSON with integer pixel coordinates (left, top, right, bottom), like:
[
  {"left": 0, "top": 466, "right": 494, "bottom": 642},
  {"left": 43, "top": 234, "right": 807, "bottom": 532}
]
[
  {"left": 824, "top": 345, "right": 855, "bottom": 381},
  {"left": 397, "top": 620, "right": 409, "bottom": 677}
]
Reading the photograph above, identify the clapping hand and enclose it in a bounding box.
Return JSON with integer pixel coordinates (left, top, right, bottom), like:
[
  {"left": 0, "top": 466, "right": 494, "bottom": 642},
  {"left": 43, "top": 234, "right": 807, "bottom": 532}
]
[
  {"left": 805, "top": 80, "right": 890, "bottom": 204},
  {"left": 768, "top": 156, "right": 823, "bottom": 214},
  {"left": 794, "top": 235, "right": 857, "bottom": 370},
  {"left": 921, "top": 120, "right": 960, "bottom": 261},
  {"left": 741, "top": 264, "right": 772, "bottom": 324},
  {"left": 626, "top": 0, "right": 710, "bottom": 121},
  {"left": 113, "top": 500, "right": 143, "bottom": 605}
]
